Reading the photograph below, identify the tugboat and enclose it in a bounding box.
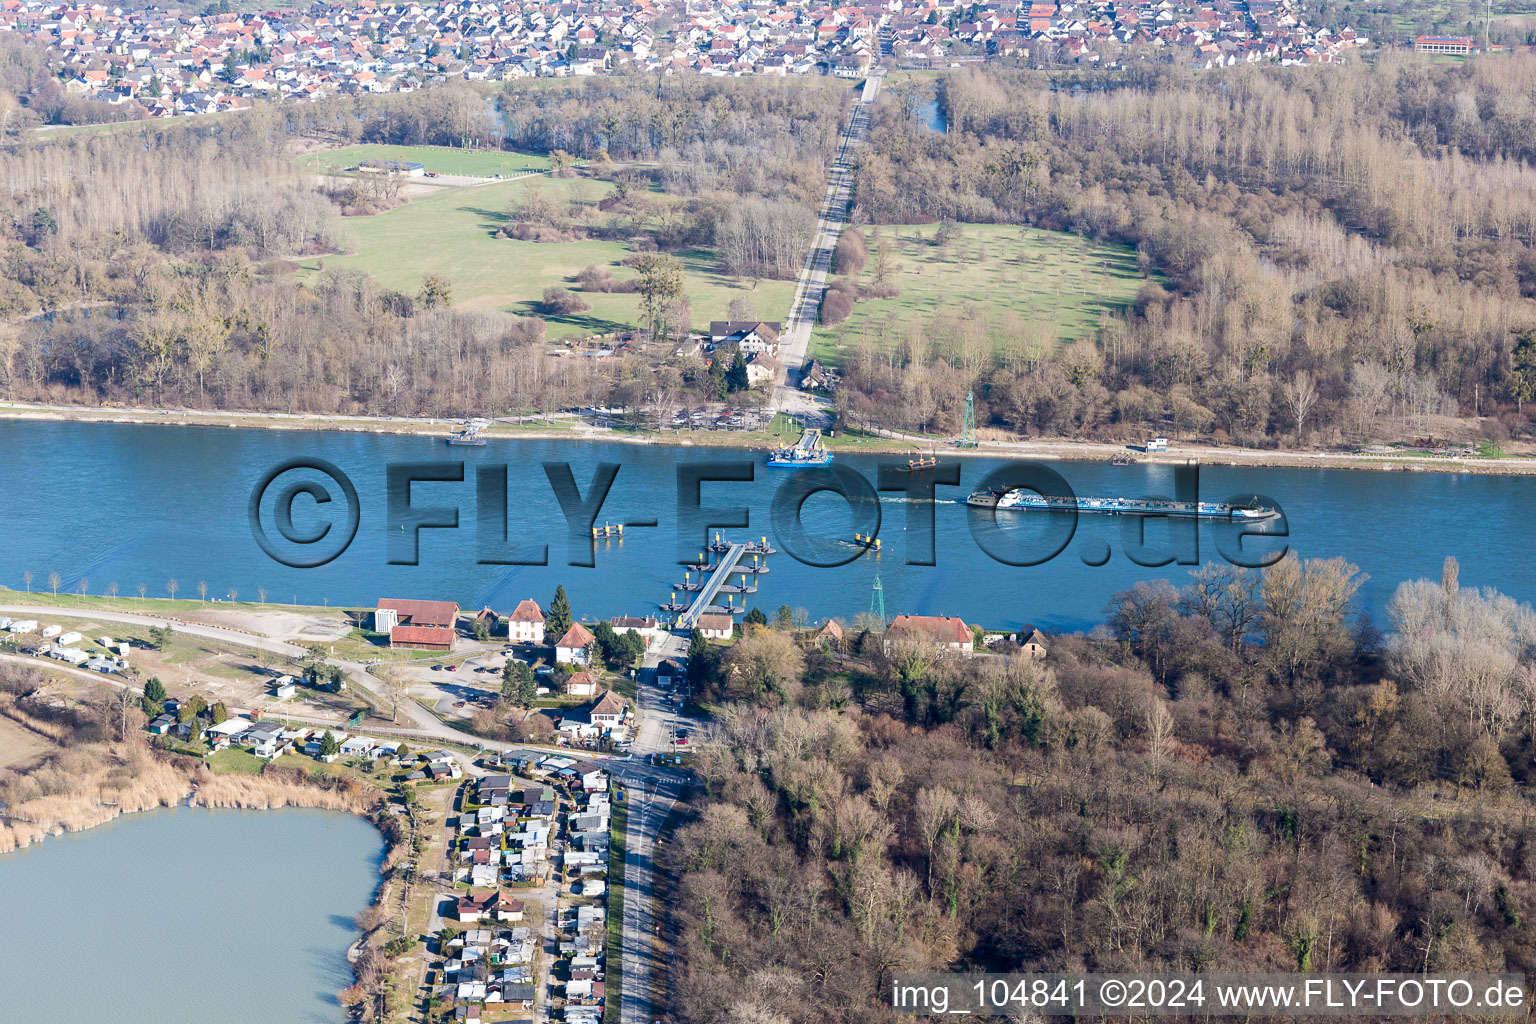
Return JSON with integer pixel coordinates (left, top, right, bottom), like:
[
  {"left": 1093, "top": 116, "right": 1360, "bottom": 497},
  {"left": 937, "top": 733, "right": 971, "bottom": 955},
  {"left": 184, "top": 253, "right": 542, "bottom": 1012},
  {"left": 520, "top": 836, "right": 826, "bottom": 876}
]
[
  {"left": 767, "top": 428, "right": 832, "bottom": 467},
  {"left": 447, "top": 418, "right": 491, "bottom": 446}
]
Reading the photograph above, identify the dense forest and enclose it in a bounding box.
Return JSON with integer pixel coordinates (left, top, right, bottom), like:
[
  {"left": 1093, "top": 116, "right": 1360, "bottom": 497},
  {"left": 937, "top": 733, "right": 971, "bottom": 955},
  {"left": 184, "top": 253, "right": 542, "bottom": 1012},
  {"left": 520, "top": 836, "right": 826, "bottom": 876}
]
[
  {"left": 0, "top": 79, "right": 844, "bottom": 415},
  {"left": 838, "top": 56, "right": 1536, "bottom": 448},
  {"left": 666, "top": 556, "right": 1536, "bottom": 1023}
]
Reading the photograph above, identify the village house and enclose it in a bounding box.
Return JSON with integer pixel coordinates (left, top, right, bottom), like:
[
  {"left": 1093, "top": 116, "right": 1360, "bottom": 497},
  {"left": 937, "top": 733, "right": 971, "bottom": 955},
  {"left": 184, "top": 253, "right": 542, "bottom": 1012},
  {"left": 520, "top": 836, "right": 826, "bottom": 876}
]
[
  {"left": 375, "top": 597, "right": 460, "bottom": 650},
  {"left": 1018, "top": 628, "right": 1049, "bottom": 659},
  {"left": 554, "top": 622, "right": 596, "bottom": 665},
  {"left": 564, "top": 670, "right": 599, "bottom": 697},
  {"left": 609, "top": 615, "right": 666, "bottom": 647},
  {"left": 506, "top": 598, "right": 546, "bottom": 643},
  {"left": 695, "top": 612, "right": 734, "bottom": 641},
  {"left": 589, "top": 690, "right": 626, "bottom": 731}
]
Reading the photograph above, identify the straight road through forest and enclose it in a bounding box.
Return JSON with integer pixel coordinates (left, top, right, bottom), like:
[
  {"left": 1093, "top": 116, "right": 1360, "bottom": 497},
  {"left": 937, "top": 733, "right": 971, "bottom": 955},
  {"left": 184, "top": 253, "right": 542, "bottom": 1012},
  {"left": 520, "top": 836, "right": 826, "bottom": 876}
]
[{"left": 771, "top": 74, "right": 882, "bottom": 416}]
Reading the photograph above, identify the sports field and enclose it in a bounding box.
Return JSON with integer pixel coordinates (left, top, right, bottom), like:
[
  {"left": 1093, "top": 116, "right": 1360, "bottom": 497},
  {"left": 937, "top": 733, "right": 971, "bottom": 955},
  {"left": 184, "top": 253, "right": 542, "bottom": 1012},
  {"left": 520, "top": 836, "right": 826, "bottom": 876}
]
[
  {"left": 809, "top": 223, "right": 1146, "bottom": 367},
  {"left": 299, "top": 164, "right": 793, "bottom": 337}
]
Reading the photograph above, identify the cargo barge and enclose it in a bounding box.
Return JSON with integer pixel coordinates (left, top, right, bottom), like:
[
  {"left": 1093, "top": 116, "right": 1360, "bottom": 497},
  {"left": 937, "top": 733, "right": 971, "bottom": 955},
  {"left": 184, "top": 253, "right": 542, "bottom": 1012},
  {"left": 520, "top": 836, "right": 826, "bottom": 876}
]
[{"left": 966, "top": 489, "right": 1278, "bottom": 521}]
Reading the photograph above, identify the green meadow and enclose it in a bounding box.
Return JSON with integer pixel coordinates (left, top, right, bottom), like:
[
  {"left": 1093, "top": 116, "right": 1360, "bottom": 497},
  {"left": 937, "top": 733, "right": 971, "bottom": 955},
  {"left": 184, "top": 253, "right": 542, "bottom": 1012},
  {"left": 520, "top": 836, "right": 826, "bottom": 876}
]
[
  {"left": 810, "top": 223, "right": 1146, "bottom": 367},
  {"left": 299, "top": 149, "right": 794, "bottom": 337},
  {"left": 300, "top": 143, "right": 557, "bottom": 178}
]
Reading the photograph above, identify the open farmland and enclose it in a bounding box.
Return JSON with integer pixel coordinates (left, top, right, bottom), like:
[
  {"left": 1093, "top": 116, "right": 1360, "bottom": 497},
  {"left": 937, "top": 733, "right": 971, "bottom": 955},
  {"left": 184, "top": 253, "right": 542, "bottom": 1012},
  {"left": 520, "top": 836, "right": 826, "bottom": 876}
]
[
  {"left": 810, "top": 223, "right": 1145, "bottom": 367},
  {"left": 299, "top": 166, "right": 795, "bottom": 338}
]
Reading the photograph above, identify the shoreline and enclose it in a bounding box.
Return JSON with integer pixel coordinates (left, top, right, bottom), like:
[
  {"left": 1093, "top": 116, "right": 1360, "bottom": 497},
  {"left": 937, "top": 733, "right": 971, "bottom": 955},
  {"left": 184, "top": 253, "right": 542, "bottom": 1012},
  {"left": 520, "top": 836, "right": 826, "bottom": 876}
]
[
  {"left": 0, "top": 705, "right": 404, "bottom": 1015},
  {"left": 2, "top": 399, "right": 1534, "bottom": 476}
]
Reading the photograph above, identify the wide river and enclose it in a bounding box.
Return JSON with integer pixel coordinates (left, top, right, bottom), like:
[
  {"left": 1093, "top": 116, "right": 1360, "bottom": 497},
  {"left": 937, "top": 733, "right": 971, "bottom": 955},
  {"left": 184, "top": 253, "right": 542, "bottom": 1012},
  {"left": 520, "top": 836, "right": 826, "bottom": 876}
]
[
  {"left": 0, "top": 804, "right": 383, "bottom": 1023},
  {"left": 0, "top": 420, "right": 1532, "bottom": 630}
]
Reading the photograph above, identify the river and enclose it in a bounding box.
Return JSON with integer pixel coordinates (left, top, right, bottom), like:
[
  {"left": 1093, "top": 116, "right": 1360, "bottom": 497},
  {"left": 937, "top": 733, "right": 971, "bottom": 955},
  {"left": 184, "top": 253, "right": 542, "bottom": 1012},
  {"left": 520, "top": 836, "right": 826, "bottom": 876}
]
[
  {"left": 0, "top": 804, "right": 383, "bottom": 1023},
  {"left": 0, "top": 420, "right": 1532, "bottom": 630}
]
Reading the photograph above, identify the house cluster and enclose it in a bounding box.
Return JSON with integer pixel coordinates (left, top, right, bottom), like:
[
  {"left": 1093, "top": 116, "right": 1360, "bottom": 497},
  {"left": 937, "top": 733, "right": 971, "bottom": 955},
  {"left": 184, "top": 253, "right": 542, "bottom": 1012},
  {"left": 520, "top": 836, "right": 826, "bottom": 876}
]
[
  {"left": 4, "top": 0, "right": 670, "bottom": 117},
  {"left": 4, "top": 0, "right": 1365, "bottom": 120},
  {"left": 375, "top": 596, "right": 665, "bottom": 662},
  {"left": 554, "top": 688, "right": 631, "bottom": 746},
  {"left": 691, "top": 319, "right": 783, "bottom": 388},
  {"left": 0, "top": 616, "right": 128, "bottom": 675},
  {"left": 438, "top": 765, "right": 611, "bottom": 1024},
  {"left": 887, "top": 0, "right": 1366, "bottom": 68}
]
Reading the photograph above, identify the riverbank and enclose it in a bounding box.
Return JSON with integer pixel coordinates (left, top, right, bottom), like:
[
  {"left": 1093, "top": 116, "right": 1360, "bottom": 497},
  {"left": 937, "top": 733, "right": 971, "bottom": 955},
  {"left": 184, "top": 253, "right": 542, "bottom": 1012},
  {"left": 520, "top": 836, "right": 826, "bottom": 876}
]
[
  {"left": 0, "top": 696, "right": 411, "bottom": 1021},
  {"left": 0, "top": 703, "right": 386, "bottom": 855},
  {"left": 2, "top": 397, "right": 1533, "bottom": 476}
]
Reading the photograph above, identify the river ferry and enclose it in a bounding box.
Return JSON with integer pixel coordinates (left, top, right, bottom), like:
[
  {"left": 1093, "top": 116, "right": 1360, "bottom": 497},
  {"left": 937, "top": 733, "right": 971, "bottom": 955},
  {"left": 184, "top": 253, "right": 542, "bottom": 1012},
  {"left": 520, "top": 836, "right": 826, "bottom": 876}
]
[
  {"left": 767, "top": 428, "right": 832, "bottom": 467},
  {"left": 966, "top": 489, "right": 1279, "bottom": 521},
  {"left": 447, "top": 418, "right": 491, "bottom": 446}
]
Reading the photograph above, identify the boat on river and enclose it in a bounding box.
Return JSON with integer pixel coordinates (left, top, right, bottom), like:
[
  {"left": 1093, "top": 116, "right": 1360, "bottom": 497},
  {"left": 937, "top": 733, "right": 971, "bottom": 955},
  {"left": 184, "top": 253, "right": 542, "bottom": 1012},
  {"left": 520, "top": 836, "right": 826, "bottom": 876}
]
[
  {"left": 966, "top": 489, "right": 1279, "bottom": 521},
  {"left": 447, "top": 418, "right": 491, "bottom": 446},
  {"left": 767, "top": 428, "right": 832, "bottom": 467}
]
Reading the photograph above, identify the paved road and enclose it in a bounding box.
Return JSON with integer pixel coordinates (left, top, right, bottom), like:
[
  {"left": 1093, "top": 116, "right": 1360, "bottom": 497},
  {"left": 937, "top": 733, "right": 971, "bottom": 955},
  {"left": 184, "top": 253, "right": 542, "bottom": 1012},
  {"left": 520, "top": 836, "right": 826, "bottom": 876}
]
[
  {"left": 771, "top": 75, "right": 880, "bottom": 416},
  {"left": 614, "top": 632, "right": 697, "bottom": 1024}
]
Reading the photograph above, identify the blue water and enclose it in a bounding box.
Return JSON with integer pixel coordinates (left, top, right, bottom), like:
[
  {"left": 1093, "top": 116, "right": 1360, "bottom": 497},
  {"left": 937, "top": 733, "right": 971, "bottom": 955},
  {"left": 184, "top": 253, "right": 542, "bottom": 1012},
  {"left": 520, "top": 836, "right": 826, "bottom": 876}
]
[
  {"left": 919, "top": 98, "right": 947, "bottom": 132},
  {"left": 0, "top": 805, "right": 383, "bottom": 1024},
  {"left": 0, "top": 420, "right": 1531, "bottom": 631}
]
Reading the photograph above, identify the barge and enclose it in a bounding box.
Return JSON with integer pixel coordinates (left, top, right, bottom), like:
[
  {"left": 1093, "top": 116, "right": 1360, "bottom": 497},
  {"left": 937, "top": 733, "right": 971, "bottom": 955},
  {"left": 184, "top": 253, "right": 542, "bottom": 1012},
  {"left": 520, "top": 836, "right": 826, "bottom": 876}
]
[{"left": 966, "top": 489, "right": 1279, "bottom": 521}]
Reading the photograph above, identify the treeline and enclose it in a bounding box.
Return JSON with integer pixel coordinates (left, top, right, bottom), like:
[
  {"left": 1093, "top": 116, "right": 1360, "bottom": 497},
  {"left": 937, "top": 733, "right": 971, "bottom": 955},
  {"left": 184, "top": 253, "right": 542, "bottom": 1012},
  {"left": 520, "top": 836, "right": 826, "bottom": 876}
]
[
  {"left": 840, "top": 58, "right": 1536, "bottom": 447},
  {"left": 666, "top": 557, "right": 1536, "bottom": 1023}
]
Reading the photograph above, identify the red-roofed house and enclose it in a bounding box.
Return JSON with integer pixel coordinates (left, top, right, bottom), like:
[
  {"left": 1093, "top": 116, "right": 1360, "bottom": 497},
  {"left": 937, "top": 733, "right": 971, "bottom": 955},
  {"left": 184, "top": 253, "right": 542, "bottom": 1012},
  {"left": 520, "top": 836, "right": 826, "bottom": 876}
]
[
  {"left": 555, "top": 622, "right": 596, "bottom": 665},
  {"left": 886, "top": 614, "right": 975, "bottom": 655},
  {"left": 507, "top": 599, "right": 546, "bottom": 643},
  {"left": 376, "top": 598, "right": 459, "bottom": 650}
]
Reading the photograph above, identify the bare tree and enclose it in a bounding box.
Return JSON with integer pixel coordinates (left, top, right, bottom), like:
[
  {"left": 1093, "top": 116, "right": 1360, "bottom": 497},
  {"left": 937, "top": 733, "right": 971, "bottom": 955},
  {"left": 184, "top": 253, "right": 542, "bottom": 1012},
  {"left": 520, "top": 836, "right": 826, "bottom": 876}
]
[
  {"left": 48, "top": 571, "right": 59, "bottom": 597},
  {"left": 914, "top": 785, "right": 958, "bottom": 894},
  {"left": 1282, "top": 371, "right": 1319, "bottom": 438},
  {"left": 22, "top": 570, "right": 31, "bottom": 594},
  {"left": 197, "top": 580, "right": 208, "bottom": 603},
  {"left": 167, "top": 578, "right": 179, "bottom": 601}
]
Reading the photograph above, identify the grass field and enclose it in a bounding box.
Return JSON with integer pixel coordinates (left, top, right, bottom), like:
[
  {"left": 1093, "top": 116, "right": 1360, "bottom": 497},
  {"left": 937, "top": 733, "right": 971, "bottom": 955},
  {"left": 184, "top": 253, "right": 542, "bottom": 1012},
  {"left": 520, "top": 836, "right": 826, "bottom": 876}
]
[
  {"left": 208, "top": 748, "right": 266, "bottom": 775},
  {"left": 300, "top": 143, "right": 557, "bottom": 178},
  {"left": 809, "top": 223, "right": 1146, "bottom": 367},
  {"left": 300, "top": 169, "right": 795, "bottom": 338}
]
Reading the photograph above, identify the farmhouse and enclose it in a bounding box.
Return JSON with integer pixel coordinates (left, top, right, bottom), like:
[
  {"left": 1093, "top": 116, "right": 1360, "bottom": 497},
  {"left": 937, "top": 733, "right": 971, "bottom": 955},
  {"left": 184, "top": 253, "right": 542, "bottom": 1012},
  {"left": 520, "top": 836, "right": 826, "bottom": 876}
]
[
  {"left": 375, "top": 598, "right": 460, "bottom": 650},
  {"left": 708, "top": 320, "right": 782, "bottom": 355},
  {"left": 886, "top": 614, "right": 975, "bottom": 655}
]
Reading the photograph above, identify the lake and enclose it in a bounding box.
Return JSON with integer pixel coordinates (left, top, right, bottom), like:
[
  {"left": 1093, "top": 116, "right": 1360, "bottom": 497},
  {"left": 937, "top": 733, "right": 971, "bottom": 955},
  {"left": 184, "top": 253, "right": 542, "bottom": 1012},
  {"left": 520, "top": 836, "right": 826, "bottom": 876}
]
[
  {"left": 0, "top": 804, "right": 383, "bottom": 1024},
  {"left": 0, "top": 419, "right": 1532, "bottom": 631}
]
